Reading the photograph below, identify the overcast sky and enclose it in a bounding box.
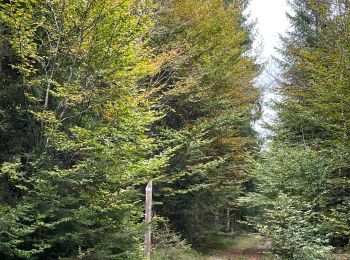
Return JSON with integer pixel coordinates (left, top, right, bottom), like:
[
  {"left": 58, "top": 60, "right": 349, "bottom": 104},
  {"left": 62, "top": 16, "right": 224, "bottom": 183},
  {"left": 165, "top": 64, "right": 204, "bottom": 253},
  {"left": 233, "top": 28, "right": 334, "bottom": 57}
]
[
  {"left": 248, "top": 0, "right": 290, "bottom": 59},
  {"left": 247, "top": 0, "right": 291, "bottom": 138}
]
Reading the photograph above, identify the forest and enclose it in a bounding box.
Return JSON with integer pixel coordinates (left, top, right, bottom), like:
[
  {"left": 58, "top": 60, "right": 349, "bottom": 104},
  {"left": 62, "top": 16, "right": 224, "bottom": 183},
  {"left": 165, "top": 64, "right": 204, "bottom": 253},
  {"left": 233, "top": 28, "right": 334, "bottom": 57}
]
[{"left": 0, "top": 0, "right": 349, "bottom": 259}]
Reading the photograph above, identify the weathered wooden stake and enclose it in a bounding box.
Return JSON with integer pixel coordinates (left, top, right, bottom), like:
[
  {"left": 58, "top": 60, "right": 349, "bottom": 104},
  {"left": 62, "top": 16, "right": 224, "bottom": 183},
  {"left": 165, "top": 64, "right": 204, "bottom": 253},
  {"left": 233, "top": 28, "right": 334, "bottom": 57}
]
[{"left": 145, "top": 180, "right": 152, "bottom": 259}]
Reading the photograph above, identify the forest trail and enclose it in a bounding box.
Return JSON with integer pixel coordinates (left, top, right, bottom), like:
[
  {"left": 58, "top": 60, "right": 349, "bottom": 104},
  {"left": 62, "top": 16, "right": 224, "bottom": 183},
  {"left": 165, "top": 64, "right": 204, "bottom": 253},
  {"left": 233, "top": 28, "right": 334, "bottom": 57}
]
[{"left": 210, "top": 234, "right": 272, "bottom": 260}]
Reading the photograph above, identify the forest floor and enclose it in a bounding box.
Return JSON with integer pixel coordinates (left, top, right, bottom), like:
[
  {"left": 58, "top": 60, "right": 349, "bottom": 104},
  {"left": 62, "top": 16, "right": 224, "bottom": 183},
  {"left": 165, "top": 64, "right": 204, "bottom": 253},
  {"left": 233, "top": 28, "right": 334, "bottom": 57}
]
[
  {"left": 209, "top": 234, "right": 350, "bottom": 260},
  {"left": 153, "top": 232, "right": 349, "bottom": 259},
  {"left": 209, "top": 233, "right": 273, "bottom": 260}
]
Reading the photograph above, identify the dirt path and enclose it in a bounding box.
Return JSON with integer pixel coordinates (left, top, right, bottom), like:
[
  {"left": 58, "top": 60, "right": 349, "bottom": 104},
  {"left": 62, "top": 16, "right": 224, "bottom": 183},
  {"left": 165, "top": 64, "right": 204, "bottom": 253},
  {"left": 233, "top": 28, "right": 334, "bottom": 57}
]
[{"left": 210, "top": 235, "right": 271, "bottom": 260}]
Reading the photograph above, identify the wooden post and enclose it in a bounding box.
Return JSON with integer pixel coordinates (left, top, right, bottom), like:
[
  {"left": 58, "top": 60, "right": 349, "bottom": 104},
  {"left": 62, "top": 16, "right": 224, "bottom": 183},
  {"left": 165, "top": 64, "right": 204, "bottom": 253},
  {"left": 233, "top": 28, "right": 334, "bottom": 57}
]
[
  {"left": 145, "top": 180, "right": 152, "bottom": 259},
  {"left": 226, "top": 209, "right": 230, "bottom": 232}
]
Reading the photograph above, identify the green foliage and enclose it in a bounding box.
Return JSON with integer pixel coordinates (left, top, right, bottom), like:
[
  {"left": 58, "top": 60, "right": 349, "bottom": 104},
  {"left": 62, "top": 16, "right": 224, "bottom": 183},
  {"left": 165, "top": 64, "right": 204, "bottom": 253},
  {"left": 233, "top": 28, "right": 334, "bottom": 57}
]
[
  {"left": 0, "top": 0, "right": 260, "bottom": 258},
  {"left": 247, "top": 0, "right": 350, "bottom": 257},
  {"left": 279, "top": 0, "right": 350, "bottom": 146},
  {"left": 244, "top": 145, "right": 337, "bottom": 259},
  {"left": 0, "top": 0, "right": 165, "bottom": 259},
  {"left": 152, "top": 217, "right": 203, "bottom": 260},
  {"left": 150, "top": 0, "right": 259, "bottom": 247}
]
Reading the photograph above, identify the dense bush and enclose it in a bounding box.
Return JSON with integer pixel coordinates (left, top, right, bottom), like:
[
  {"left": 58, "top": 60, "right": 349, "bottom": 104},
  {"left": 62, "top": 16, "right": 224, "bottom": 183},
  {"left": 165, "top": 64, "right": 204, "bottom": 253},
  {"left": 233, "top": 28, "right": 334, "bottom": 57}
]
[{"left": 244, "top": 145, "right": 337, "bottom": 259}]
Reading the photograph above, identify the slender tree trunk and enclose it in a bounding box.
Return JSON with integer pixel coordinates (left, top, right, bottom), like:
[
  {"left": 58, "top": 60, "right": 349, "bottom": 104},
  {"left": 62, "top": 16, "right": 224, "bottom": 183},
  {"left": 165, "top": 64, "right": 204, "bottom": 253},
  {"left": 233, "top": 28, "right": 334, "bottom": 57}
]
[{"left": 226, "top": 209, "right": 230, "bottom": 232}]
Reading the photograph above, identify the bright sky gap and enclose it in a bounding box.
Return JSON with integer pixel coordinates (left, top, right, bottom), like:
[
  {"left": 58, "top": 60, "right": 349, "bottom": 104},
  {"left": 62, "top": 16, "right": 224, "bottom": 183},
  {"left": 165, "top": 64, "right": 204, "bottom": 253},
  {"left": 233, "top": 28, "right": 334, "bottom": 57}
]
[{"left": 248, "top": 0, "right": 291, "bottom": 138}]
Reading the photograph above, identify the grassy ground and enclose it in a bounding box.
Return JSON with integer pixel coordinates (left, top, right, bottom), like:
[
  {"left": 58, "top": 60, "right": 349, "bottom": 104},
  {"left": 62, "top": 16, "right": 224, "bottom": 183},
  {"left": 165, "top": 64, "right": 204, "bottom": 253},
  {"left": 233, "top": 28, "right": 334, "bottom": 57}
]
[
  {"left": 212, "top": 233, "right": 264, "bottom": 250},
  {"left": 152, "top": 233, "right": 350, "bottom": 260},
  {"left": 209, "top": 233, "right": 275, "bottom": 260},
  {"left": 152, "top": 233, "right": 273, "bottom": 260},
  {"left": 152, "top": 247, "right": 208, "bottom": 260}
]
